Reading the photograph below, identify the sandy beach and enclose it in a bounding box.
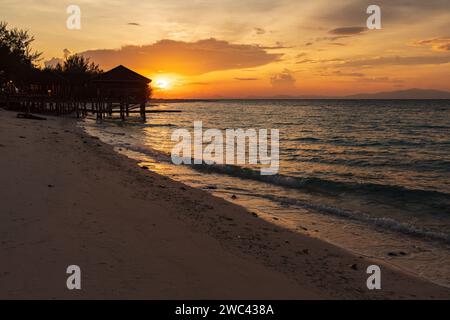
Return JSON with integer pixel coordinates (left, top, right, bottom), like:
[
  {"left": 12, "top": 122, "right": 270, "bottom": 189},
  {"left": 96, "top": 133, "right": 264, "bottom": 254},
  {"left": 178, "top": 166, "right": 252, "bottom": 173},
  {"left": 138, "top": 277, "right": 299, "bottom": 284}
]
[{"left": 1, "top": 108, "right": 449, "bottom": 299}]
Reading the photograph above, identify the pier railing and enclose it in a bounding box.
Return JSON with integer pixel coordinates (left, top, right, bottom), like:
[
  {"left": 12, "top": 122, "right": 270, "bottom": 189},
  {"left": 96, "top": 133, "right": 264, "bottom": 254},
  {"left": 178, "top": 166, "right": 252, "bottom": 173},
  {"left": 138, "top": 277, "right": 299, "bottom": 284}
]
[{"left": 0, "top": 93, "right": 163, "bottom": 121}]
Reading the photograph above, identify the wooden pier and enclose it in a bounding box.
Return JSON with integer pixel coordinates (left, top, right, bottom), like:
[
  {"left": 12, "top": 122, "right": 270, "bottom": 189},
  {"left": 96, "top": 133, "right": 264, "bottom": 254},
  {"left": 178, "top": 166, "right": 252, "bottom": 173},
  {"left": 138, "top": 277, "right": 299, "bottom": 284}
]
[
  {"left": 0, "top": 65, "right": 177, "bottom": 121},
  {"left": 1, "top": 96, "right": 181, "bottom": 121}
]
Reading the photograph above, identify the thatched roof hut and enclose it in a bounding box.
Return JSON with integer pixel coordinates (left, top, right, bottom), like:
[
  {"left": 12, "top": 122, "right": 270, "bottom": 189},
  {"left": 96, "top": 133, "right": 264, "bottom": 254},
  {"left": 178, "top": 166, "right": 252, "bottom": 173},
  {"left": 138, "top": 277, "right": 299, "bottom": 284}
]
[{"left": 93, "top": 65, "right": 151, "bottom": 103}]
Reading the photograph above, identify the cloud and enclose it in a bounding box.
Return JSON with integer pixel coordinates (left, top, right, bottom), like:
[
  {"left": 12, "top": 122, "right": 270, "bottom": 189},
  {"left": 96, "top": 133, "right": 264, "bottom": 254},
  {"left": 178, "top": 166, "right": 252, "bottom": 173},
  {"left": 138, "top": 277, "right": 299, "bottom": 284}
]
[
  {"left": 44, "top": 57, "right": 62, "bottom": 68},
  {"left": 318, "top": 70, "right": 365, "bottom": 77},
  {"left": 332, "top": 70, "right": 365, "bottom": 77},
  {"left": 316, "top": 0, "right": 450, "bottom": 26},
  {"left": 187, "top": 82, "right": 210, "bottom": 86},
  {"left": 270, "top": 69, "right": 296, "bottom": 87},
  {"left": 297, "top": 58, "right": 344, "bottom": 64},
  {"left": 329, "top": 26, "right": 366, "bottom": 35},
  {"left": 79, "top": 38, "right": 282, "bottom": 75},
  {"left": 127, "top": 22, "right": 141, "bottom": 26},
  {"left": 358, "top": 77, "right": 404, "bottom": 83},
  {"left": 339, "top": 55, "right": 450, "bottom": 67},
  {"left": 296, "top": 59, "right": 314, "bottom": 64},
  {"left": 321, "top": 70, "right": 404, "bottom": 83},
  {"left": 259, "top": 42, "right": 290, "bottom": 50},
  {"left": 235, "top": 77, "right": 259, "bottom": 81},
  {"left": 44, "top": 48, "right": 72, "bottom": 67},
  {"left": 310, "top": 27, "right": 367, "bottom": 46},
  {"left": 63, "top": 48, "right": 71, "bottom": 58},
  {"left": 413, "top": 37, "right": 450, "bottom": 52},
  {"left": 255, "top": 27, "right": 266, "bottom": 35}
]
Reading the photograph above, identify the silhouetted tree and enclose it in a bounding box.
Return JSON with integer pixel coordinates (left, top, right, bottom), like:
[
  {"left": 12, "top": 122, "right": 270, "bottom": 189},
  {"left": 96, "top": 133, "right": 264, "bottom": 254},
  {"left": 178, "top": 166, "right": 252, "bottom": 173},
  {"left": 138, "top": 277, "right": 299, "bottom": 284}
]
[
  {"left": 0, "top": 21, "right": 41, "bottom": 89},
  {"left": 44, "top": 54, "right": 102, "bottom": 99},
  {"left": 55, "top": 54, "right": 102, "bottom": 75}
]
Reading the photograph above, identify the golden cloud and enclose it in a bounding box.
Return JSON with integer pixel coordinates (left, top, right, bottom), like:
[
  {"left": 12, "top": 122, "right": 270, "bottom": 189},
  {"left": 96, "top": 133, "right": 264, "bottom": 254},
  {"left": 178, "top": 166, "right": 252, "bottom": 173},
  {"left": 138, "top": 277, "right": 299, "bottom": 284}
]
[
  {"left": 270, "top": 69, "right": 296, "bottom": 87},
  {"left": 79, "top": 38, "right": 283, "bottom": 75},
  {"left": 413, "top": 37, "right": 450, "bottom": 52}
]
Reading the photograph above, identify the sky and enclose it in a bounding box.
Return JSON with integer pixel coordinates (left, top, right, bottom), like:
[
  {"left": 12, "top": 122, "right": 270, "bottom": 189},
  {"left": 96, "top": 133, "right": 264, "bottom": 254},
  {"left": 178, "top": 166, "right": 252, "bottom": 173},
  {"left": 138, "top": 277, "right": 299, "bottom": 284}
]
[{"left": 1, "top": 0, "right": 449, "bottom": 98}]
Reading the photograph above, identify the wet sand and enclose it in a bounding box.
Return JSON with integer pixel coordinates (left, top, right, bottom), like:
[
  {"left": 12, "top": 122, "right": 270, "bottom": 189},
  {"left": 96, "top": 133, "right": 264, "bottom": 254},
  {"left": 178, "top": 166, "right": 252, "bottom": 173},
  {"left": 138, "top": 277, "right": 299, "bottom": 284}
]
[{"left": 0, "top": 108, "right": 449, "bottom": 299}]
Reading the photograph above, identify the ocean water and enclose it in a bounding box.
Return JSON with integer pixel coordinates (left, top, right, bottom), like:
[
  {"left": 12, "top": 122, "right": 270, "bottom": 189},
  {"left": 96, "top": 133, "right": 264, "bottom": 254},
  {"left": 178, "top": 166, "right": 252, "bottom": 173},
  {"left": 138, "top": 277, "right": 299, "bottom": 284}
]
[{"left": 82, "top": 99, "right": 450, "bottom": 286}]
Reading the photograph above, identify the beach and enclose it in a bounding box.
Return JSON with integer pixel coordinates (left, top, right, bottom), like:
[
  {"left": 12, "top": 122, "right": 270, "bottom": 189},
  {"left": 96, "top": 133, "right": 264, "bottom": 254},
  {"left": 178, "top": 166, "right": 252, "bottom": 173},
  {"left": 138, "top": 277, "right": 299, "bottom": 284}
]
[{"left": 1, "top": 107, "right": 449, "bottom": 299}]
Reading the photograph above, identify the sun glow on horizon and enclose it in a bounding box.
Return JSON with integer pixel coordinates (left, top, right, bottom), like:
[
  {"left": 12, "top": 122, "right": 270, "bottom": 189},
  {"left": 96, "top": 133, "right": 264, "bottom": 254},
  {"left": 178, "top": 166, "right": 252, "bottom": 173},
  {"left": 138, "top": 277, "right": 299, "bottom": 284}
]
[
  {"left": 150, "top": 74, "right": 186, "bottom": 97},
  {"left": 154, "top": 78, "right": 171, "bottom": 90}
]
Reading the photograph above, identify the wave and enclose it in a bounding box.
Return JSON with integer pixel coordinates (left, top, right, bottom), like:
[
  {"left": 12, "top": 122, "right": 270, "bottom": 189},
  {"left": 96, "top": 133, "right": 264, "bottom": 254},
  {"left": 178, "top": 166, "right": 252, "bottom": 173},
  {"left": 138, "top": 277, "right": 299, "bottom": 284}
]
[
  {"left": 292, "top": 137, "right": 321, "bottom": 142},
  {"left": 290, "top": 137, "right": 449, "bottom": 147},
  {"left": 115, "top": 142, "right": 450, "bottom": 205},
  {"left": 290, "top": 155, "right": 450, "bottom": 172},
  {"left": 253, "top": 193, "right": 450, "bottom": 244},
  {"left": 408, "top": 124, "right": 450, "bottom": 130},
  {"left": 102, "top": 138, "right": 450, "bottom": 208},
  {"left": 93, "top": 118, "right": 176, "bottom": 128},
  {"left": 114, "top": 143, "right": 173, "bottom": 162},
  {"left": 190, "top": 163, "right": 450, "bottom": 205}
]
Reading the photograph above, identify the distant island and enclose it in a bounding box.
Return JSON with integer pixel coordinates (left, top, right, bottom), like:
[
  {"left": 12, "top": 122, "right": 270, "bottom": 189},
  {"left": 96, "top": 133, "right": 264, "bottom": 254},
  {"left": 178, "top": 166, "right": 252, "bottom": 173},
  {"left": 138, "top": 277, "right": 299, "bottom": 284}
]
[
  {"left": 152, "top": 88, "right": 450, "bottom": 103},
  {"left": 185, "top": 88, "right": 450, "bottom": 101},
  {"left": 153, "top": 89, "right": 450, "bottom": 101},
  {"left": 344, "top": 88, "right": 450, "bottom": 100}
]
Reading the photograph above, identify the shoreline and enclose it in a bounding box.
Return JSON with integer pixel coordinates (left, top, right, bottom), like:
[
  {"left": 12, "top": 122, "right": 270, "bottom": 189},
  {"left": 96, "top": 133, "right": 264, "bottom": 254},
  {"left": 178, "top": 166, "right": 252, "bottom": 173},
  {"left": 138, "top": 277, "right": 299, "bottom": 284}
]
[
  {"left": 83, "top": 114, "right": 450, "bottom": 289},
  {"left": 1, "top": 108, "right": 449, "bottom": 299}
]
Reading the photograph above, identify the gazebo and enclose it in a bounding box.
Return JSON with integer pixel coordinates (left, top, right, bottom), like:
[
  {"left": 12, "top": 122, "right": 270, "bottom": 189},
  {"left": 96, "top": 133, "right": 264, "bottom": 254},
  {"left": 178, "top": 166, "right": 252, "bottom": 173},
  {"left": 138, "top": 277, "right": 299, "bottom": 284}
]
[{"left": 92, "top": 65, "right": 152, "bottom": 120}]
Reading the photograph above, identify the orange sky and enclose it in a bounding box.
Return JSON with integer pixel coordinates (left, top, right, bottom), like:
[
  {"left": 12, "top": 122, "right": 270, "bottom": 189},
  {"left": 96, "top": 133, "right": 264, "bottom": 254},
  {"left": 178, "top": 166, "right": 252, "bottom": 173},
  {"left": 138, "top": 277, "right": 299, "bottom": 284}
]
[{"left": 1, "top": 0, "right": 449, "bottom": 98}]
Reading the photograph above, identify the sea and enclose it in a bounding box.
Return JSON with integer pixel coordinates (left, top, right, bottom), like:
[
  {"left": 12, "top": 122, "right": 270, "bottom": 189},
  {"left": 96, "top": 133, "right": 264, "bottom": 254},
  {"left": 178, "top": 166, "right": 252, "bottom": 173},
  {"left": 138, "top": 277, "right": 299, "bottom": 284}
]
[{"left": 81, "top": 99, "right": 450, "bottom": 287}]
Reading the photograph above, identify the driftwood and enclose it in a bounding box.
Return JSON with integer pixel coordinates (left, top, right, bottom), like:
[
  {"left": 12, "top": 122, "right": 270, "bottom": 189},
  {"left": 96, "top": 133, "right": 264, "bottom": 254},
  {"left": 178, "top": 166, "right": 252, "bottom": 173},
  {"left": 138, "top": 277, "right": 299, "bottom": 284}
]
[{"left": 17, "top": 113, "right": 47, "bottom": 120}]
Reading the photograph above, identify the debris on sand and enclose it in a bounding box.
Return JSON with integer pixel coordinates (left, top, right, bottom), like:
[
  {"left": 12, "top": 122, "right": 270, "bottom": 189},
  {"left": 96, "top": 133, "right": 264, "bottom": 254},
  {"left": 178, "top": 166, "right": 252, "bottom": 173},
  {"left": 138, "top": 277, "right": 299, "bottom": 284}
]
[{"left": 17, "top": 113, "right": 47, "bottom": 121}]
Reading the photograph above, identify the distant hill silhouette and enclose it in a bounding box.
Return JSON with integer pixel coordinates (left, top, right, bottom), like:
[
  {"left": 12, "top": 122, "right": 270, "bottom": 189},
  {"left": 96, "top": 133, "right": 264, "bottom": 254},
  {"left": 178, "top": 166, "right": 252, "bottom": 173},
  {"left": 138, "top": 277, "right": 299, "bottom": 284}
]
[
  {"left": 344, "top": 88, "right": 450, "bottom": 99},
  {"left": 243, "top": 88, "right": 450, "bottom": 100},
  {"left": 153, "top": 88, "right": 450, "bottom": 101}
]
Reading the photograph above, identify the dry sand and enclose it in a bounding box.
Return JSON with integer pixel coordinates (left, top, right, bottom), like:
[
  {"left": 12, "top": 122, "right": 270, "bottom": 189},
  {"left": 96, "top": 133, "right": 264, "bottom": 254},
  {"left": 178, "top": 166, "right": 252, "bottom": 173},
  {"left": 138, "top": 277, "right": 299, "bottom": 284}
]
[{"left": 0, "top": 108, "right": 449, "bottom": 299}]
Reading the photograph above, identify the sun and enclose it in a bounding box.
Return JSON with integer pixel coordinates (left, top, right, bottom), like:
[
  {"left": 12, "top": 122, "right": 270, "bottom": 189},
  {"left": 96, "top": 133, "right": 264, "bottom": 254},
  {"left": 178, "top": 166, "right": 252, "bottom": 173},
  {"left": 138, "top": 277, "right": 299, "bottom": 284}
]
[{"left": 155, "top": 78, "right": 170, "bottom": 90}]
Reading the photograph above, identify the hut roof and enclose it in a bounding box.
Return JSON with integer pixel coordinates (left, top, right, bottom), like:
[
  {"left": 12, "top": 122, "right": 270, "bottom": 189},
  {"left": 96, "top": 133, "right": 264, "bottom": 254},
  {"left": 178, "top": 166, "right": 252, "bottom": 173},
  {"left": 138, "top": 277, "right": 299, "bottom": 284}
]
[{"left": 93, "top": 65, "right": 151, "bottom": 84}]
